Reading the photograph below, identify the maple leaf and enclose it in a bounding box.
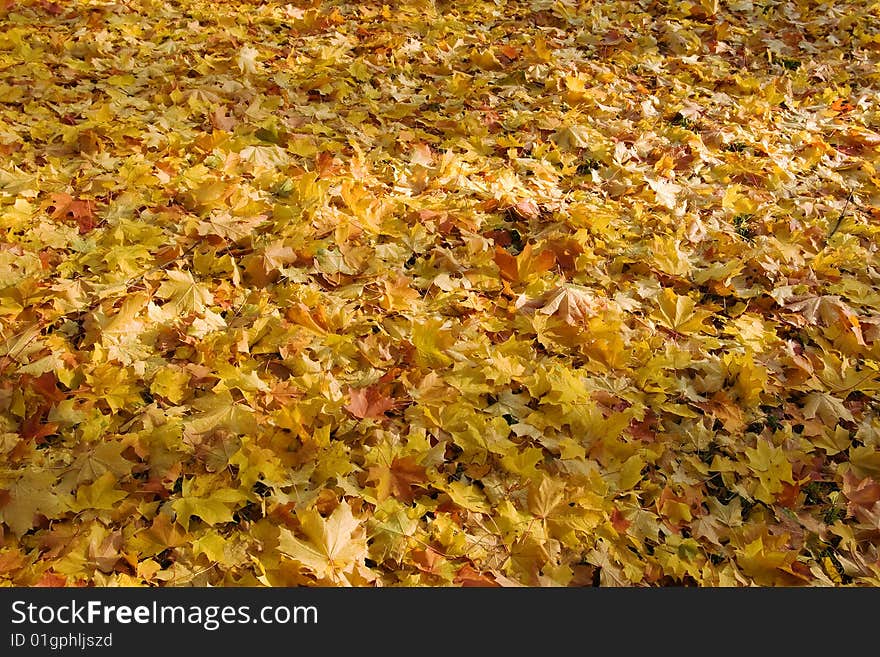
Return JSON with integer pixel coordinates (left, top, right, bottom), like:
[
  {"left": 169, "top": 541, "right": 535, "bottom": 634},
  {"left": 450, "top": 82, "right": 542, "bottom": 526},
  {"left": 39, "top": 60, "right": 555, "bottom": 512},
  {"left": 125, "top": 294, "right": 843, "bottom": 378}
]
[
  {"left": 0, "top": 549, "right": 26, "bottom": 577},
  {"left": 696, "top": 391, "right": 745, "bottom": 433},
  {"left": 171, "top": 477, "right": 248, "bottom": 531},
  {"left": 132, "top": 514, "right": 190, "bottom": 557},
  {"left": 779, "top": 294, "right": 866, "bottom": 345},
  {"left": 88, "top": 528, "right": 123, "bottom": 573},
  {"left": 734, "top": 530, "right": 799, "bottom": 584},
  {"left": 367, "top": 501, "right": 418, "bottom": 563},
  {"left": 149, "top": 366, "right": 191, "bottom": 404},
  {"left": 45, "top": 192, "right": 96, "bottom": 233},
  {"left": 651, "top": 288, "right": 712, "bottom": 334},
  {"left": 745, "top": 440, "right": 795, "bottom": 505},
  {"left": 156, "top": 269, "right": 214, "bottom": 314},
  {"left": 344, "top": 385, "right": 395, "bottom": 420},
  {"left": 802, "top": 392, "right": 854, "bottom": 426},
  {"left": 411, "top": 547, "right": 453, "bottom": 580},
  {"left": 842, "top": 471, "right": 880, "bottom": 525},
  {"left": 516, "top": 284, "right": 603, "bottom": 326},
  {"left": 411, "top": 318, "right": 454, "bottom": 368},
  {"left": 19, "top": 407, "right": 58, "bottom": 445},
  {"left": 71, "top": 472, "right": 127, "bottom": 512},
  {"left": 278, "top": 501, "right": 368, "bottom": 586},
  {"left": 454, "top": 563, "right": 500, "bottom": 587},
  {"left": 0, "top": 470, "right": 65, "bottom": 537},
  {"left": 527, "top": 475, "right": 566, "bottom": 519},
  {"left": 506, "top": 198, "right": 542, "bottom": 221},
  {"left": 59, "top": 441, "right": 132, "bottom": 494},
  {"left": 367, "top": 456, "right": 427, "bottom": 503},
  {"left": 236, "top": 45, "right": 261, "bottom": 76},
  {"left": 193, "top": 430, "right": 242, "bottom": 474},
  {"left": 553, "top": 124, "right": 596, "bottom": 150},
  {"left": 34, "top": 572, "right": 68, "bottom": 587},
  {"left": 196, "top": 212, "right": 266, "bottom": 244},
  {"left": 645, "top": 175, "right": 682, "bottom": 210},
  {"left": 494, "top": 243, "right": 556, "bottom": 284},
  {"left": 183, "top": 391, "right": 258, "bottom": 440}
]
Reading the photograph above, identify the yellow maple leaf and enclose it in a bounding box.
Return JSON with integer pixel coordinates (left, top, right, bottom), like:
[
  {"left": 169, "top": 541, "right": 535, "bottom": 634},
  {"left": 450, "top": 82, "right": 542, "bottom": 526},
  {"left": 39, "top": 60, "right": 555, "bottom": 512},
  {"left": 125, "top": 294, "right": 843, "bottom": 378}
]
[
  {"left": 156, "top": 269, "right": 213, "bottom": 314},
  {"left": 278, "top": 501, "right": 368, "bottom": 586},
  {"left": 367, "top": 456, "right": 427, "bottom": 503},
  {"left": 651, "top": 288, "right": 712, "bottom": 334},
  {"left": 0, "top": 470, "right": 65, "bottom": 537},
  {"left": 412, "top": 317, "right": 454, "bottom": 368},
  {"left": 71, "top": 471, "right": 127, "bottom": 512},
  {"left": 149, "top": 366, "right": 191, "bottom": 404},
  {"left": 745, "top": 440, "right": 794, "bottom": 504},
  {"left": 183, "top": 391, "right": 258, "bottom": 440},
  {"left": 171, "top": 477, "right": 247, "bottom": 531}
]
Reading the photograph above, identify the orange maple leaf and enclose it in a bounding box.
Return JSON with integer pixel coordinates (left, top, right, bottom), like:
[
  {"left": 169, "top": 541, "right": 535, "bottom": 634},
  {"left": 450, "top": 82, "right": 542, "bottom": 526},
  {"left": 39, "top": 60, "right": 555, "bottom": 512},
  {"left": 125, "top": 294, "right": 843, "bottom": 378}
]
[
  {"left": 830, "top": 98, "right": 855, "bottom": 113},
  {"left": 609, "top": 507, "right": 631, "bottom": 533},
  {"left": 344, "top": 385, "right": 395, "bottom": 420},
  {"left": 494, "top": 243, "right": 556, "bottom": 284},
  {"left": 0, "top": 549, "right": 26, "bottom": 575},
  {"left": 34, "top": 571, "right": 68, "bottom": 587},
  {"left": 367, "top": 456, "right": 427, "bottom": 503},
  {"left": 505, "top": 198, "right": 541, "bottom": 221},
  {"left": 45, "top": 192, "right": 96, "bottom": 234},
  {"left": 498, "top": 44, "right": 520, "bottom": 60},
  {"left": 411, "top": 547, "right": 445, "bottom": 576},
  {"left": 454, "top": 563, "right": 500, "bottom": 587}
]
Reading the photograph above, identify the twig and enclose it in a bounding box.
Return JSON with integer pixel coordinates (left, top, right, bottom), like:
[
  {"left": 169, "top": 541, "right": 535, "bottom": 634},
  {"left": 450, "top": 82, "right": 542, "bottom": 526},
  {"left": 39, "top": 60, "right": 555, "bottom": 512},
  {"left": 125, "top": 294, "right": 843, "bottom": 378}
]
[{"left": 827, "top": 190, "right": 854, "bottom": 240}]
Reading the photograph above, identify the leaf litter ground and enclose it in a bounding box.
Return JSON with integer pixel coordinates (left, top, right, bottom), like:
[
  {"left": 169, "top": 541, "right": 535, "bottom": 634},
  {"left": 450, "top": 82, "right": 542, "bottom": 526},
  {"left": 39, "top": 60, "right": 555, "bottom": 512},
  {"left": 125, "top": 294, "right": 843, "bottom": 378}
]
[{"left": 1, "top": 0, "right": 880, "bottom": 586}]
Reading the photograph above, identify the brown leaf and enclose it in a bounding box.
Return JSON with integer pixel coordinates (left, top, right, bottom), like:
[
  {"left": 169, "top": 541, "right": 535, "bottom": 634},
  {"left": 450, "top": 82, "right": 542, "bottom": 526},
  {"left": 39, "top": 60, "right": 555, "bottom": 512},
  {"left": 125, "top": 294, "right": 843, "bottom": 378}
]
[
  {"left": 209, "top": 106, "right": 237, "bottom": 131},
  {"left": 19, "top": 408, "right": 58, "bottom": 445},
  {"left": 89, "top": 530, "right": 123, "bottom": 573},
  {"left": 27, "top": 372, "right": 66, "bottom": 404},
  {"left": 843, "top": 471, "right": 880, "bottom": 509}
]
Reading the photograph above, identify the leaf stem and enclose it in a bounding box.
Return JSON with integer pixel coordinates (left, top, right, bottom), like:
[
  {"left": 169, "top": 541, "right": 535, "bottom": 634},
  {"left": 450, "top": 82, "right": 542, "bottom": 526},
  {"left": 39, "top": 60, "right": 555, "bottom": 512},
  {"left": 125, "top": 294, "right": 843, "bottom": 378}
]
[{"left": 826, "top": 190, "right": 854, "bottom": 241}]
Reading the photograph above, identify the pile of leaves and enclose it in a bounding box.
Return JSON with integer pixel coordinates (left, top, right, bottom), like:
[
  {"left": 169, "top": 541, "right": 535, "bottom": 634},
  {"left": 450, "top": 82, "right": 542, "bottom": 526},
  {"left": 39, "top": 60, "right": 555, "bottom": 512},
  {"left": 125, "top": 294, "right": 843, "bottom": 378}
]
[{"left": 1, "top": 0, "right": 879, "bottom": 587}]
